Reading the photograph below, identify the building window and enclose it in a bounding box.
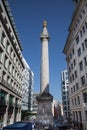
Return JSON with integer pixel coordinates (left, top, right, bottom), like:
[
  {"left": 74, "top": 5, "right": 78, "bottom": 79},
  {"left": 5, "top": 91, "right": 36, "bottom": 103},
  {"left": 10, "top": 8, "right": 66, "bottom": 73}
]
[
  {"left": 78, "top": 48, "right": 81, "bottom": 57},
  {"left": 76, "top": 111, "right": 78, "bottom": 121},
  {"left": 72, "top": 99, "right": 74, "bottom": 106},
  {"left": 0, "top": 47, "right": 3, "bottom": 63},
  {"left": 76, "top": 83, "right": 78, "bottom": 90},
  {"left": 72, "top": 74, "right": 74, "bottom": 81},
  {"left": 12, "top": 66, "right": 15, "bottom": 77},
  {"left": 79, "top": 111, "right": 82, "bottom": 122},
  {"left": 2, "top": 71, "right": 6, "bottom": 81},
  {"left": 71, "top": 88, "right": 73, "bottom": 94},
  {"left": 79, "top": 61, "right": 83, "bottom": 71},
  {"left": 83, "top": 92, "right": 87, "bottom": 103},
  {"left": 77, "top": 96, "right": 80, "bottom": 105},
  {"left": 11, "top": 79, "right": 13, "bottom": 87},
  {"left": 85, "top": 111, "right": 87, "bottom": 121},
  {"left": 81, "top": 76, "right": 85, "bottom": 85},
  {"left": 80, "top": 14, "right": 82, "bottom": 19},
  {"left": 63, "top": 101, "right": 66, "bottom": 105},
  {"left": 6, "top": 40, "right": 10, "bottom": 54},
  {"left": 86, "top": 73, "right": 87, "bottom": 80},
  {"left": 0, "top": 89, "right": 7, "bottom": 105},
  {"left": 73, "top": 85, "right": 75, "bottom": 92},
  {"left": 75, "top": 71, "right": 77, "bottom": 78},
  {"left": 83, "top": 9, "right": 85, "bottom": 14},
  {"left": 73, "top": 111, "right": 75, "bottom": 120},
  {"left": 8, "top": 61, "right": 12, "bottom": 74},
  {"left": 75, "top": 98, "right": 77, "bottom": 105},
  {"left": 4, "top": 55, "right": 8, "bottom": 69},
  {"left": 9, "top": 95, "right": 13, "bottom": 106},
  {"left": 83, "top": 26, "right": 85, "bottom": 33},
  {"left": 85, "top": 22, "right": 87, "bottom": 29},
  {"left": 84, "top": 57, "right": 87, "bottom": 66},
  {"left": 7, "top": 75, "right": 10, "bottom": 84},
  {"left": 74, "top": 59, "right": 76, "bottom": 66},
  {"left": 82, "top": 43, "right": 85, "bottom": 51},
  {"left": 62, "top": 81, "right": 65, "bottom": 85},
  {"left": 1, "top": 32, "right": 6, "bottom": 45},
  {"left": 85, "top": 39, "right": 87, "bottom": 48},
  {"left": 63, "top": 85, "right": 65, "bottom": 90},
  {"left": 63, "top": 91, "right": 66, "bottom": 95},
  {"left": 70, "top": 53, "right": 72, "bottom": 59},
  {"left": 10, "top": 48, "right": 14, "bottom": 60},
  {"left": 13, "top": 54, "right": 16, "bottom": 64},
  {"left": 69, "top": 67, "right": 71, "bottom": 73},
  {"left": 76, "top": 35, "right": 79, "bottom": 44},
  {"left": 71, "top": 63, "right": 73, "bottom": 70},
  {"left": 80, "top": 30, "right": 82, "bottom": 37},
  {"left": 64, "top": 106, "right": 67, "bottom": 110},
  {"left": 62, "top": 96, "right": 66, "bottom": 100}
]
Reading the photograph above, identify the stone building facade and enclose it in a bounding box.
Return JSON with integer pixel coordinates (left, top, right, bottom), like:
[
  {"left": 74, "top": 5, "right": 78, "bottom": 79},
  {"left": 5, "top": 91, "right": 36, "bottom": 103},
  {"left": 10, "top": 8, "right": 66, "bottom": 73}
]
[
  {"left": 63, "top": 0, "right": 87, "bottom": 129},
  {"left": 0, "top": 0, "right": 24, "bottom": 126}
]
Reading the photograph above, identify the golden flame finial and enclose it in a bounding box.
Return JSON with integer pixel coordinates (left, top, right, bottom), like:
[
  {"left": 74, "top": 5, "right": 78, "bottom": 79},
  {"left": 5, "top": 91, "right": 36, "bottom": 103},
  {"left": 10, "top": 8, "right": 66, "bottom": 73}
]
[{"left": 43, "top": 20, "right": 47, "bottom": 27}]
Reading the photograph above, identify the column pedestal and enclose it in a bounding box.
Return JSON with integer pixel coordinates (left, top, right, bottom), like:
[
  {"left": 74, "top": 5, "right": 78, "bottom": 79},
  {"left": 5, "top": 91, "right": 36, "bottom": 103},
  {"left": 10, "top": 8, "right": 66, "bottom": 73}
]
[{"left": 37, "top": 92, "right": 53, "bottom": 126}]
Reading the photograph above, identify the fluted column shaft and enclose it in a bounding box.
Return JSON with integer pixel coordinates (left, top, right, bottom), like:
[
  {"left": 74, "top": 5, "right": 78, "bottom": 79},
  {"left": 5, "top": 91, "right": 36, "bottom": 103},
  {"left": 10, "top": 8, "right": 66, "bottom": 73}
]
[{"left": 40, "top": 38, "right": 49, "bottom": 93}]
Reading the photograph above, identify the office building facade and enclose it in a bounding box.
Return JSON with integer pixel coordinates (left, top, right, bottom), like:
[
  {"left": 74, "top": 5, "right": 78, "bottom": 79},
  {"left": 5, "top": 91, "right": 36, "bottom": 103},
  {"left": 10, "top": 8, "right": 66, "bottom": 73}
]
[
  {"left": 22, "top": 58, "right": 34, "bottom": 111},
  {"left": 0, "top": 0, "right": 24, "bottom": 126},
  {"left": 61, "top": 70, "right": 70, "bottom": 119},
  {"left": 21, "top": 58, "right": 34, "bottom": 121},
  {"left": 63, "top": 0, "right": 87, "bottom": 129}
]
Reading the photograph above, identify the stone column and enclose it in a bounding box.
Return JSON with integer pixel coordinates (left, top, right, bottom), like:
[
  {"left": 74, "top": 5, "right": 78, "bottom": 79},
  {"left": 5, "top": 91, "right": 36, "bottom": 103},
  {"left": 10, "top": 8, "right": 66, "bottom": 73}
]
[
  {"left": 37, "top": 21, "right": 53, "bottom": 126},
  {"left": 40, "top": 21, "right": 49, "bottom": 93}
]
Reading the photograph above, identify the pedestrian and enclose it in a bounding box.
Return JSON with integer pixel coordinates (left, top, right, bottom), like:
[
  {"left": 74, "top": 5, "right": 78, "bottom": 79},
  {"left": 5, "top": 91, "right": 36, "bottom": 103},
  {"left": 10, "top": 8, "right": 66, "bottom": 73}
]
[
  {"left": 0, "top": 124, "right": 3, "bottom": 130},
  {"left": 69, "top": 124, "right": 74, "bottom": 130},
  {"left": 69, "top": 127, "right": 74, "bottom": 130},
  {"left": 74, "top": 124, "right": 79, "bottom": 130}
]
